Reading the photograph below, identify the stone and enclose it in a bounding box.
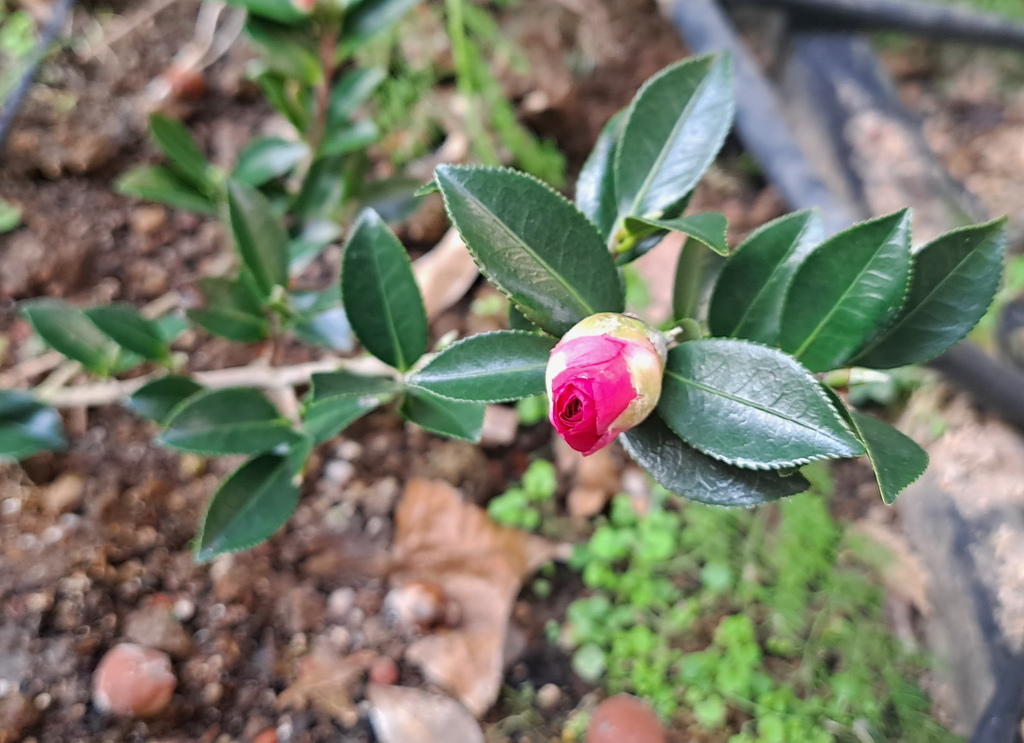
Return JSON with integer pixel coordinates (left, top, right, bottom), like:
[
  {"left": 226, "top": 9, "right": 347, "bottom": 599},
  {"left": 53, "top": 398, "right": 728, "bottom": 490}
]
[
  {"left": 92, "top": 643, "right": 176, "bottom": 718},
  {"left": 586, "top": 695, "right": 665, "bottom": 743}
]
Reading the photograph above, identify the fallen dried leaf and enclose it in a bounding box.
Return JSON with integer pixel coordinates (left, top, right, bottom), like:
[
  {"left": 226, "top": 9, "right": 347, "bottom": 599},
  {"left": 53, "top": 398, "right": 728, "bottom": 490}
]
[
  {"left": 413, "top": 229, "right": 479, "bottom": 321},
  {"left": 367, "top": 684, "right": 484, "bottom": 743},
  {"left": 276, "top": 645, "right": 376, "bottom": 727},
  {"left": 390, "top": 479, "right": 561, "bottom": 716}
]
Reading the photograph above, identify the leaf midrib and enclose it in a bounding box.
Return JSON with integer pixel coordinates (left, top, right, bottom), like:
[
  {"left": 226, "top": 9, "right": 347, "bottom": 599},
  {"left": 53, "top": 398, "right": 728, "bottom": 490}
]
[
  {"left": 627, "top": 64, "right": 714, "bottom": 217},
  {"left": 792, "top": 223, "right": 903, "bottom": 361},
  {"left": 417, "top": 359, "right": 546, "bottom": 384},
  {"left": 856, "top": 236, "right": 992, "bottom": 359},
  {"left": 449, "top": 177, "right": 595, "bottom": 318},
  {"left": 665, "top": 369, "right": 850, "bottom": 447},
  {"left": 362, "top": 227, "right": 408, "bottom": 371}
]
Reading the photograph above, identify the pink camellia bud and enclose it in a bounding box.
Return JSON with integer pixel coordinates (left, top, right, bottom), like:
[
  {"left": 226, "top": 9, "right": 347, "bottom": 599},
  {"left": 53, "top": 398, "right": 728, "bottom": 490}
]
[
  {"left": 546, "top": 313, "right": 666, "bottom": 456},
  {"left": 293, "top": 0, "right": 317, "bottom": 12}
]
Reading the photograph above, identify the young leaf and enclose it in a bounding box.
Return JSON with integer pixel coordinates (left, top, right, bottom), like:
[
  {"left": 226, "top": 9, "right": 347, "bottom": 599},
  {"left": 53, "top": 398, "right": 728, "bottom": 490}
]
[
  {"left": 233, "top": 137, "right": 309, "bottom": 187},
  {"left": 227, "top": 180, "right": 290, "bottom": 298},
  {"left": 328, "top": 67, "right": 387, "bottom": 125},
  {"left": 409, "top": 330, "right": 556, "bottom": 402},
  {"left": 149, "top": 113, "right": 214, "bottom": 192},
  {"left": 85, "top": 303, "right": 170, "bottom": 362},
  {"left": 223, "top": 0, "right": 310, "bottom": 24},
  {"left": 319, "top": 119, "right": 379, "bottom": 158},
  {"left": 292, "top": 154, "right": 348, "bottom": 221},
  {"left": 341, "top": 0, "right": 421, "bottom": 52},
  {"left": 127, "top": 376, "right": 204, "bottom": 424},
  {"left": 116, "top": 165, "right": 217, "bottom": 215},
  {"left": 0, "top": 391, "right": 66, "bottom": 461},
  {"left": 341, "top": 208, "right": 428, "bottom": 370},
  {"left": 159, "top": 387, "right": 301, "bottom": 455},
  {"left": 620, "top": 414, "right": 808, "bottom": 507},
  {"left": 290, "top": 220, "right": 342, "bottom": 273},
  {"left": 290, "top": 290, "right": 354, "bottom": 351},
  {"left": 779, "top": 209, "right": 912, "bottom": 372},
  {"left": 850, "top": 410, "right": 928, "bottom": 505},
  {"left": 245, "top": 16, "right": 321, "bottom": 85},
  {"left": 434, "top": 164, "right": 624, "bottom": 336},
  {"left": 400, "top": 386, "right": 485, "bottom": 442},
  {"left": 658, "top": 340, "right": 864, "bottom": 469},
  {"left": 615, "top": 53, "right": 734, "bottom": 221},
  {"left": 187, "top": 277, "right": 268, "bottom": 343},
  {"left": 194, "top": 445, "right": 309, "bottom": 563},
  {"left": 854, "top": 219, "right": 1007, "bottom": 369},
  {"left": 20, "top": 298, "right": 120, "bottom": 374},
  {"left": 624, "top": 212, "right": 728, "bottom": 256},
  {"left": 304, "top": 371, "right": 400, "bottom": 443},
  {"left": 708, "top": 210, "right": 823, "bottom": 343},
  {"left": 576, "top": 111, "right": 624, "bottom": 241}
]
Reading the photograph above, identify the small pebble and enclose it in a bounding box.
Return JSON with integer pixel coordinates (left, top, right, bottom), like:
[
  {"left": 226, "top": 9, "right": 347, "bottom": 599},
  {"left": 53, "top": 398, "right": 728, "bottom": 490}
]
[
  {"left": 172, "top": 598, "right": 196, "bottom": 622},
  {"left": 92, "top": 643, "right": 176, "bottom": 718},
  {"left": 587, "top": 695, "right": 665, "bottom": 743},
  {"left": 323, "top": 460, "right": 355, "bottom": 486},
  {"left": 537, "top": 683, "right": 562, "bottom": 710},
  {"left": 252, "top": 728, "right": 278, "bottom": 743},
  {"left": 368, "top": 657, "right": 398, "bottom": 686},
  {"left": 327, "top": 587, "right": 356, "bottom": 620}
]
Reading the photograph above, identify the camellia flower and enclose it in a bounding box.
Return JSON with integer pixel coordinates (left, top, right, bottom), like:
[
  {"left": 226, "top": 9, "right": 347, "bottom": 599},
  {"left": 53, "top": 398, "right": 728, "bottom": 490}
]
[{"left": 545, "top": 313, "right": 667, "bottom": 456}]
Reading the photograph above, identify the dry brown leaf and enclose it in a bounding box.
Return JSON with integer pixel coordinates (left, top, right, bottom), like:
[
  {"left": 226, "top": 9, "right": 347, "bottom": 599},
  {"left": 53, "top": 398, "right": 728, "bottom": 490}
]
[
  {"left": 390, "top": 479, "right": 561, "bottom": 716},
  {"left": 367, "top": 684, "right": 484, "bottom": 743},
  {"left": 276, "top": 646, "right": 376, "bottom": 726},
  {"left": 413, "top": 229, "right": 479, "bottom": 321}
]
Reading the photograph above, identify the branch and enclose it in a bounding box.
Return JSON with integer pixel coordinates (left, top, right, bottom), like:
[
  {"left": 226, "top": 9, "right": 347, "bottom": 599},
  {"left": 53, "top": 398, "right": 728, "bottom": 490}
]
[{"left": 38, "top": 356, "right": 394, "bottom": 409}]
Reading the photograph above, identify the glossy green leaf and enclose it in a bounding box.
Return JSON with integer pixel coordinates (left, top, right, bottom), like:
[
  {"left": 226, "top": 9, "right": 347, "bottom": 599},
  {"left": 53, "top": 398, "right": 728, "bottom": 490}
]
[
  {"left": 709, "top": 210, "right": 823, "bottom": 343},
  {"left": 127, "top": 376, "right": 204, "bottom": 423},
  {"left": 850, "top": 410, "right": 928, "bottom": 505},
  {"left": 400, "top": 386, "right": 485, "bottom": 442},
  {"left": 256, "top": 70, "right": 308, "bottom": 132},
  {"left": 292, "top": 154, "right": 347, "bottom": 221},
  {"left": 854, "top": 219, "right": 1007, "bottom": 369},
  {"left": 0, "top": 391, "right": 66, "bottom": 461},
  {"left": 780, "top": 210, "right": 912, "bottom": 372},
  {"left": 246, "top": 16, "right": 320, "bottom": 84},
  {"left": 409, "top": 331, "right": 556, "bottom": 402},
  {"left": 149, "top": 113, "right": 213, "bottom": 192},
  {"left": 659, "top": 340, "right": 864, "bottom": 469},
  {"left": 624, "top": 212, "right": 728, "bottom": 256},
  {"left": 233, "top": 137, "right": 308, "bottom": 187},
  {"left": 0, "top": 197, "right": 21, "bottom": 233},
  {"left": 576, "top": 111, "right": 624, "bottom": 240},
  {"left": 621, "top": 414, "right": 808, "bottom": 506},
  {"left": 341, "top": 208, "right": 427, "bottom": 370},
  {"left": 227, "top": 180, "right": 290, "bottom": 298},
  {"left": 290, "top": 220, "right": 341, "bottom": 273},
  {"left": 290, "top": 289, "right": 353, "bottom": 351},
  {"left": 223, "top": 0, "right": 309, "bottom": 24},
  {"left": 341, "top": 0, "right": 420, "bottom": 52},
  {"left": 155, "top": 313, "right": 189, "bottom": 343},
  {"left": 194, "top": 443, "right": 310, "bottom": 563},
  {"left": 304, "top": 371, "right": 400, "bottom": 443},
  {"left": 187, "top": 277, "right": 268, "bottom": 342},
  {"left": 20, "top": 298, "right": 120, "bottom": 374},
  {"left": 319, "top": 119, "right": 378, "bottom": 157},
  {"left": 159, "top": 387, "right": 301, "bottom": 455},
  {"left": 116, "top": 165, "right": 217, "bottom": 215},
  {"left": 328, "top": 67, "right": 386, "bottom": 124},
  {"left": 85, "top": 303, "right": 170, "bottom": 362},
  {"left": 615, "top": 53, "right": 733, "bottom": 220},
  {"left": 435, "top": 164, "right": 624, "bottom": 336}
]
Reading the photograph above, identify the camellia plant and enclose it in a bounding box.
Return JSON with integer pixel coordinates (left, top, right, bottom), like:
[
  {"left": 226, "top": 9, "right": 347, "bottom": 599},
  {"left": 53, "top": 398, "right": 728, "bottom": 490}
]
[{"left": 1, "top": 51, "right": 1006, "bottom": 561}]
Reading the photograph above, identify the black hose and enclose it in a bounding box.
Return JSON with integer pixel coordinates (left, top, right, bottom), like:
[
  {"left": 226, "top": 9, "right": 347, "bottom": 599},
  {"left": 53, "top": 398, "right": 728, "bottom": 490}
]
[{"left": 0, "top": 0, "right": 75, "bottom": 158}]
